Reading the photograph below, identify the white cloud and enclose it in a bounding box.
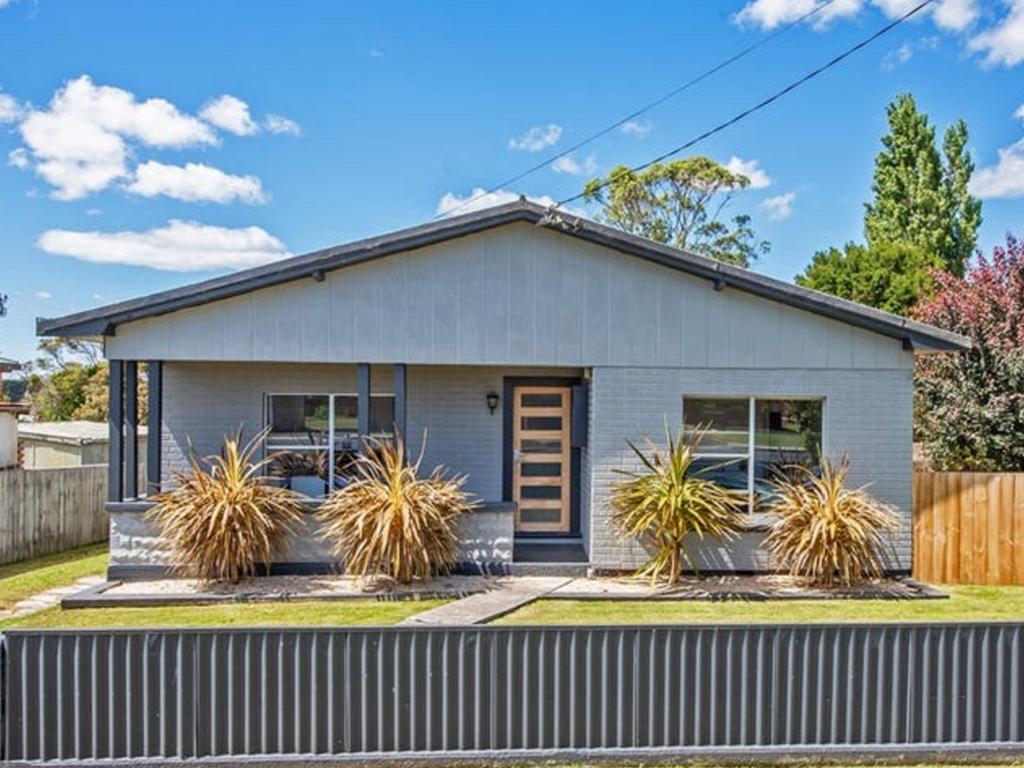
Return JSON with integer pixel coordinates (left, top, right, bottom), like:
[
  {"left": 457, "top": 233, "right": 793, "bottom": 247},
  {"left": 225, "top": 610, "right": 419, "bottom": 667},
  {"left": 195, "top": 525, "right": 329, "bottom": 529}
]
[
  {"left": 882, "top": 35, "right": 939, "bottom": 69},
  {"left": 7, "top": 147, "right": 28, "bottom": 169},
  {"left": 734, "top": 0, "right": 865, "bottom": 30},
  {"left": 436, "top": 188, "right": 560, "bottom": 216},
  {"left": 14, "top": 75, "right": 217, "bottom": 200},
  {"left": 725, "top": 156, "right": 772, "bottom": 189},
  {"left": 35, "top": 291, "right": 52, "bottom": 300},
  {"left": 264, "top": 113, "right": 301, "bottom": 135},
  {"left": 933, "top": 0, "right": 980, "bottom": 30},
  {"left": 762, "top": 191, "right": 796, "bottom": 220},
  {"left": 199, "top": 94, "right": 259, "bottom": 136},
  {"left": 124, "top": 161, "right": 267, "bottom": 204},
  {"left": 37, "top": 219, "right": 292, "bottom": 272},
  {"left": 734, "top": 0, "right": 978, "bottom": 33},
  {"left": 508, "top": 123, "right": 562, "bottom": 152},
  {"left": 0, "top": 92, "right": 24, "bottom": 123},
  {"left": 369, "top": 47, "right": 385, "bottom": 58},
  {"left": 969, "top": 140, "right": 1024, "bottom": 197},
  {"left": 551, "top": 153, "right": 598, "bottom": 176},
  {"left": 967, "top": 103, "right": 1024, "bottom": 198},
  {"left": 969, "top": 0, "right": 1024, "bottom": 67},
  {"left": 620, "top": 119, "right": 652, "bottom": 137}
]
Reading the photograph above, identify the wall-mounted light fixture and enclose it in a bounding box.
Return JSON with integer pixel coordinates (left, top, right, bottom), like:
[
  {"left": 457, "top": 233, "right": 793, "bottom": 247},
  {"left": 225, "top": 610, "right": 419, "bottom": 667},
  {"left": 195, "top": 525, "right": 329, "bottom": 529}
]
[{"left": 486, "top": 391, "right": 500, "bottom": 415}]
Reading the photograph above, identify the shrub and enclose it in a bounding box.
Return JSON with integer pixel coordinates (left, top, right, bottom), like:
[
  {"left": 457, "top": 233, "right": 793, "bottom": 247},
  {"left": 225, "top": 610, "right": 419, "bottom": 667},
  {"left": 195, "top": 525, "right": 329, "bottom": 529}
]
[
  {"left": 762, "top": 456, "right": 898, "bottom": 586},
  {"left": 147, "top": 432, "right": 304, "bottom": 582},
  {"left": 913, "top": 235, "right": 1024, "bottom": 471},
  {"left": 609, "top": 426, "right": 747, "bottom": 585},
  {"left": 316, "top": 435, "right": 476, "bottom": 583}
]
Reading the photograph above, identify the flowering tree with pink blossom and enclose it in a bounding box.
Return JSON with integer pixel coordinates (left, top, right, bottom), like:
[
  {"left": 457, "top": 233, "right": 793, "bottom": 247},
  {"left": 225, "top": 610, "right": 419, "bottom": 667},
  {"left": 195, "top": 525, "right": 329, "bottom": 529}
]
[{"left": 913, "top": 235, "right": 1024, "bottom": 471}]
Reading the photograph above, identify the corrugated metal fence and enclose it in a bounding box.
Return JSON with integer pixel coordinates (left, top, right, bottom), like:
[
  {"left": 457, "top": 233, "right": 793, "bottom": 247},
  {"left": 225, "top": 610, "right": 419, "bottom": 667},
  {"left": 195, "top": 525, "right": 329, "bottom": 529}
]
[{"left": 3, "top": 623, "right": 1023, "bottom": 762}]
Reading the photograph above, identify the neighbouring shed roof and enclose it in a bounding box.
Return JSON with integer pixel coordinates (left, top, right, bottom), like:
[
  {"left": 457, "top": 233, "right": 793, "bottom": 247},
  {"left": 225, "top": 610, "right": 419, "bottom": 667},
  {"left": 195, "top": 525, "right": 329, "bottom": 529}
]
[
  {"left": 18, "top": 420, "right": 147, "bottom": 446},
  {"left": 0, "top": 357, "right": 21, "bottom": 373},
  {"left": 36, "top": 200, "right": 970, "bottom": 352}
]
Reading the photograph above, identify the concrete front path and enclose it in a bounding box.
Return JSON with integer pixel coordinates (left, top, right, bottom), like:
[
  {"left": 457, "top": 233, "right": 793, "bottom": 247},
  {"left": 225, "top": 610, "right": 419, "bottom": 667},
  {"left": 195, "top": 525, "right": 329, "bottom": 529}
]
[
  {"left": 0, "top": 575, "right": 106, "bottom": 620},
  {"left": 400, "top": 576, "right": 573, "bottom": 626}
]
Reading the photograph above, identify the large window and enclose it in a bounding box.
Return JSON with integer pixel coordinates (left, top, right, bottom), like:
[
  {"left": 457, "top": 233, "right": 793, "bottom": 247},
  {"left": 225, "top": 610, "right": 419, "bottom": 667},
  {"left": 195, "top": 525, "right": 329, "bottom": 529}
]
[
  {"left": 683, "top": 396, "right": 823, "bottom": 512},
  {"left": 265, "top": 393, "right": 395, "bottom": 497}
]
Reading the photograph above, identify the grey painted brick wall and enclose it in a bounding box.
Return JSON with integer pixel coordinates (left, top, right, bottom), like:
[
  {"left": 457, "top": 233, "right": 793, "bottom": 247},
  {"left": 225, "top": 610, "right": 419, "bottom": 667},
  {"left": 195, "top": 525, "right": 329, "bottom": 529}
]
[
  {"left": 586, "top": 366, "right": 914, "bottom": 572},
  {"left": 109, "top": 506, "right": 513, "bottom": 577}
]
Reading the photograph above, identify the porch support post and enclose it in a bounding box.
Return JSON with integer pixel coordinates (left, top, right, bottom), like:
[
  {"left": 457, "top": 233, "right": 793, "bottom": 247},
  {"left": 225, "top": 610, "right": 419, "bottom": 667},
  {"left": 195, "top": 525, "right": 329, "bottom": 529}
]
[
  {"left": 146, "top": 360, "right": 163, "bottom": 495},
  {"left": 393, "top": 363, "right": 406, "bottom": 439},
  {"left": 107, "top": 359, "right": 124, "bottom": 503},
  {"left": 357, "top": 363, "right": 370, "bottom": 449},
  {"left": 123, "top": 361, "right": 138, "bottom": 500}
]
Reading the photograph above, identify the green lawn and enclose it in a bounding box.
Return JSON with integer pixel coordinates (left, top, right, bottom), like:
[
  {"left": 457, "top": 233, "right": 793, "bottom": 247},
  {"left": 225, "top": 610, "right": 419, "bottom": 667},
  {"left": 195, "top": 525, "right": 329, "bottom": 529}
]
[
  {"left": 0, "top": 542, "right": 108, "bottom": 611},
  {"left": 0, "top": 597, "right": 448, "bottom": 630},
  {"left": 495, "top": 585, "right": 1024, "bottom": 625}
]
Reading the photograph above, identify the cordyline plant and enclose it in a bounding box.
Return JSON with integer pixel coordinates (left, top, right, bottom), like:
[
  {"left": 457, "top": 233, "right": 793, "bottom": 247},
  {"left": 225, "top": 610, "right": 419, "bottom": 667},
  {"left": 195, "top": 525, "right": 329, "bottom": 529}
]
[
  {"left": 913, "top": 235, "right": 1024, "bottom": 471},
  {"left": 147, "top": 431, "right": 304, "bottom": 583},
  {"left": 609, "top": 426, "right": 747, "bottom": 585},
  {"left": 317, "top": 434, "right": 476, "bottom": 584},
  {"left": 762, "top": 456, "right": 898, "bottom": 586}
]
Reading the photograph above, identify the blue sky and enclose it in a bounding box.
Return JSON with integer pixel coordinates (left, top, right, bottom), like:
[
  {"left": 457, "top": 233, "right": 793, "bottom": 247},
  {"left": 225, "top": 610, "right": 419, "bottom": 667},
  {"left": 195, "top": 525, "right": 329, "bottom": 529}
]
[{"left": 1, "top": 0, "right": 1022, "bottom": 362}]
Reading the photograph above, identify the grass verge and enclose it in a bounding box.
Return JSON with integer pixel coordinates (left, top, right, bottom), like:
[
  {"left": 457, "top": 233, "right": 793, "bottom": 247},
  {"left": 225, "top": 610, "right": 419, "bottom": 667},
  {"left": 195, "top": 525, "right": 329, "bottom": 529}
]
[
  {"left": 0, "top": 542, "right": 108, "bottom": 611},
  {"left": 494, "top": 585, "right": 1024, "bottom": 625},
  {"left": 0, "top": 597, "right": 448, "bottom": 630}
]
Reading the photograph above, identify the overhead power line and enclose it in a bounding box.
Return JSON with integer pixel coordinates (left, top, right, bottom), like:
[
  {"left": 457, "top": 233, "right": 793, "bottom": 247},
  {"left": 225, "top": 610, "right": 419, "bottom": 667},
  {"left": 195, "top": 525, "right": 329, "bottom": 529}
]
[
  {"left": 437, "top": 0, "right": 843, "bottom": 219},
  {"left": 552, "top": 0, "right": 936, "bottom": 212}
]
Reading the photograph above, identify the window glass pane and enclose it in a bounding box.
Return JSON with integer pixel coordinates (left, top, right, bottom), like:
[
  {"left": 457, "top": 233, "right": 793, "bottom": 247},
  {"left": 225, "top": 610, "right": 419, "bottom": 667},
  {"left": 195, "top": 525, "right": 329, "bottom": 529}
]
[
  {"left": 690, "top": 456, "right": 749, "bottom": 491},
  {"left": 266, "top": 449, "right": 329, "bottom": 497},
  {"left": 369, "top": 396, "right": 395, "bottom": 435},
  {"left": 683, "top": 398, "right": 749, "bottom": 453},
  {"left": 521, "top": 485, "right": 562, "bottom": 500},
  {"left": 520, "top": 508, "right": 562, "bottom": 524},
  {"left": 333, "top": 395, "right": 396, "bottom": 436},
  {"left": 267, "top": 395, "right": 329, "bottom": 447},
  {"left": 520, "top": 438, "right": 562, "bottom": 454},
  {"left": 521, "top": 462, "right": 561, "bottom": 477},
  {"left": 753, "top": 399, "right": 823, "bottom": 503},
  {"left": 521, "top": 392, "right": 562, "bottom": 408},
  {"left": 521, "top": 416, "right": 562, "bottom": 431}
]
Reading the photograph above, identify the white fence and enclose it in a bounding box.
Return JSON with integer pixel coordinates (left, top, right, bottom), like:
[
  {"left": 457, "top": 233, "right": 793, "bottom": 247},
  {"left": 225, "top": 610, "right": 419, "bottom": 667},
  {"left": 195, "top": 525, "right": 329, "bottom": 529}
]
[{"left": 0, "top": 465, "right": 107, "bottom": 565}]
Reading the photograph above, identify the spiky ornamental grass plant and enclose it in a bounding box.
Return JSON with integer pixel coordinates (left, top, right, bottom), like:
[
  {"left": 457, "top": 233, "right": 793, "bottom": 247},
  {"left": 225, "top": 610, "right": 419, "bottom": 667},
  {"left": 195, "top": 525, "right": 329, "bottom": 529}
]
[
  {"left": 147, "top": 432, "right": 305, "bottom": 583},
  {"left": 316, "top": 435, "right": 476, "bottom": 584},
  {"left": 609, "top": 426, "right": 747, "bottom": 585},
  {"left": 762, "top": 456, "right": 898, "bottom": 586}
]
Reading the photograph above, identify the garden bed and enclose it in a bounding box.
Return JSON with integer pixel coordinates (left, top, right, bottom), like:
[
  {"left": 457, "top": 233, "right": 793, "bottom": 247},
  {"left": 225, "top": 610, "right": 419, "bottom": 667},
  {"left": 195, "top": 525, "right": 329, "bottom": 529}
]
[{"left": 63, "top": 572, "right": 943, "bottom": 610}]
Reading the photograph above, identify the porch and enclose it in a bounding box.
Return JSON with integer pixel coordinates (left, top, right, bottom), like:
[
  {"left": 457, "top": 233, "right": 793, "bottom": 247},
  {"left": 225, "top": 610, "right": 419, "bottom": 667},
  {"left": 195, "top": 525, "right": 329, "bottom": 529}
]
[{"left": 104, "top": 360, "right": 591, "bottom": 579}]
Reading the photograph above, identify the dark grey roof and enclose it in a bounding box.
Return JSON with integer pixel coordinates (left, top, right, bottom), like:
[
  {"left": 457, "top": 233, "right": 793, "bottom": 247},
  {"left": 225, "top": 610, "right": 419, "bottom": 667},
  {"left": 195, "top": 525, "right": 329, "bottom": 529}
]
[{"left": 36, "top": 200, "right": 970, "bottom": 352}]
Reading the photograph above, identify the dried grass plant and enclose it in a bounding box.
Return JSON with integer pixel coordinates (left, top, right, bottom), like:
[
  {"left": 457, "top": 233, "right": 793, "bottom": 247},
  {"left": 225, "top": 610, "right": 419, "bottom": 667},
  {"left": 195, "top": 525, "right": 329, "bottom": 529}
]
[
  {"left": 147, "top": 431, "right": 304, "bottom": 583},
  {"left": 316, "top": 434, "right": 476, "bottom": 583},
  {"left": 609, "top": 425, "right": 747, "bottom": 585},
  {"left": 762, "top": 456, "right": 899, "bottom": 586}
]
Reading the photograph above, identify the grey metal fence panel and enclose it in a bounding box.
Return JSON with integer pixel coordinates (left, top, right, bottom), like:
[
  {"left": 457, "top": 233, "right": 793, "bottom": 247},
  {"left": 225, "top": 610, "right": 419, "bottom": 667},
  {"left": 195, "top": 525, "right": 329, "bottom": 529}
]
[{"left": 3, "top": 623, "right": 1022, "bottom": 761}]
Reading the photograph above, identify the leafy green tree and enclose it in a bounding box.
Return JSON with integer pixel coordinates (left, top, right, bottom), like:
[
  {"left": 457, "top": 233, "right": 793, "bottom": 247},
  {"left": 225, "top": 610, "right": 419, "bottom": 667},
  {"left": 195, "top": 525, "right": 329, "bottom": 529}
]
[
  {"left": 796, "top": 241, "right": 943, "bottom": 316},
  {"left": 864, "top": 93, "right": 981, "bottom": 276},
  {"left": 26, "top": 338, "right": 146, "bottom": 423},
  {"left": 913, "top": 235, "right": 1024, "bottom": 471},
  {"left": 583, "top": 157, "right": 769, "bottom": 267},
  {"left": 0, "top": 294, "right": 7, "bottom": 316}
]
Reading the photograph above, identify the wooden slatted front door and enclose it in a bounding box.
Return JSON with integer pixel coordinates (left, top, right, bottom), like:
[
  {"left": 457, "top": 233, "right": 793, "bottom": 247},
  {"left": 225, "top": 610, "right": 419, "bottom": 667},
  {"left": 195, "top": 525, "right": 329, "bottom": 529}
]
[{"left": 513, "top": 386, "right": 571, "bottom": 533}]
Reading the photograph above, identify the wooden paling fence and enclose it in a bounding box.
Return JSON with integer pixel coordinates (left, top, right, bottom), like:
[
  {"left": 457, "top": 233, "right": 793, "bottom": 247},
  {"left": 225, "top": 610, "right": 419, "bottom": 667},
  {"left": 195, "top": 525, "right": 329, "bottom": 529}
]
[
  {"left": 0, "top": 465, "right": 108, "bottom": 566},
  {"left": 914, "top": 471, "right": 1024, "bottom": 585}
]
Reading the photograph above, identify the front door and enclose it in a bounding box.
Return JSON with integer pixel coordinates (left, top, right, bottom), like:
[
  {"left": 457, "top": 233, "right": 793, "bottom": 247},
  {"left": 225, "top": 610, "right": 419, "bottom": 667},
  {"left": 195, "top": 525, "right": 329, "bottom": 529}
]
[{"left": 512, "top": 385, "right": 572, "bottom": 533}]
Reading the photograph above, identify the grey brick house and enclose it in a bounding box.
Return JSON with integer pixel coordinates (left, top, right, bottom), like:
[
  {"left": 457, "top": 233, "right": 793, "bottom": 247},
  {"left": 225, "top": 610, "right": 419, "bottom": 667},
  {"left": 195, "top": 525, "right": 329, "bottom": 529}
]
[{"left": 38, "top": 200, "right": 968, "bottom": 578}]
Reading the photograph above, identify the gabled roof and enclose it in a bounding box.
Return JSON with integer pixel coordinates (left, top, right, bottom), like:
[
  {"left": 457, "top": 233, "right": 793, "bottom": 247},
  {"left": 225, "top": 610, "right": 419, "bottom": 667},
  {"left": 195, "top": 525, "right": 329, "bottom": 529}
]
[{"left": 37, "top": 200, "right": 970, "bottom": 352}]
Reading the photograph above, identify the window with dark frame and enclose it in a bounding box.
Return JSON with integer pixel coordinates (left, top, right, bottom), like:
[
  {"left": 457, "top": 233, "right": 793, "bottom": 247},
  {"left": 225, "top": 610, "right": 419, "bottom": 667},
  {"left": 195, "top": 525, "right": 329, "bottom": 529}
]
[
  {"left": 683, "top": 396, "right": 823, "bottom": 512},
  {"left": 264, "top": 392, "right": 396, "bottom": 497}
]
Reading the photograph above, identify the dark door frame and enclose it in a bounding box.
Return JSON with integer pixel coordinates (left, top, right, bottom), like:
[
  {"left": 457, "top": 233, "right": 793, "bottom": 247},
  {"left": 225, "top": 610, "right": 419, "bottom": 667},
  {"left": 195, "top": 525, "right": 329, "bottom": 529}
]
[{"left": 502, "top": 376, "right": 583, "bottom": 538}]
